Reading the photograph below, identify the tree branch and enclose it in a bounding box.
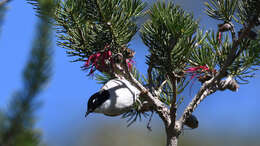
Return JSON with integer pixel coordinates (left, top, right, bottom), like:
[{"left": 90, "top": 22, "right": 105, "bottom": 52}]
[
  {"left": 147, "top": 63, "right": 153, "bottom": 87},
  {"left": 216, "top": 21, "right": 256, "bottom": 80},
  {"left": 228, "top": 22, "right": 236, "bottom": 42},
  {"left": 179, "top": 20, "right": 256, "bottom": 129},
  {"left": 114, "top": 57, "right": 171, "bottom": 126},
  {"left": 168, "top": 74, "right": 177, "bottom": 129},
  {"left": 177, "top": 83, "right": 217, "bottom": 129},
  {"left": 156, "top": 80, "right": 167, "bottom": 93}
]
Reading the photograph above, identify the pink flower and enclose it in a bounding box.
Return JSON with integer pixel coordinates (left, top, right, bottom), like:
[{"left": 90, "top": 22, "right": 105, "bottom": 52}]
[
  {"left": 84, "top": 45, "right": 135, "bottom": 75},
  {"left": 186, "top": 65, "right": 210, "bottom": 80},
  {"left": 84, "top": 45, "right": 112, "bottom": 75}
]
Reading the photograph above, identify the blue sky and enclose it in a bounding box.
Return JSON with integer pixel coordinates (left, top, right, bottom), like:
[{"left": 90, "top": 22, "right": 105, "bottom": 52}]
[{"left": 1, "top": 0, "right": 260, "bottom": 145}]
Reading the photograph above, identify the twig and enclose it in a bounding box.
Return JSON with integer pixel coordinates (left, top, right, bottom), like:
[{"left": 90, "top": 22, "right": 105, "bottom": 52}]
[
  {"left": 216, "top": 21, "right": 255, "bottom": 80},
  {"left": 177, "top": 84, "right": 217, "bottom": 130},
  {"left": 155, "top": 80, "right": 167, "bottom": 94},
  {"left": 119, "top": 57, "right": 171, "bottom": 126},
  {"left": 147, "top": 63, "right": 153, "bottom": 87},
  {"left": 147, "top": 111, "right": 154, "bottom": 131},
  {"left": 228, "top": 22, "right": 236, "bottom": 42}
]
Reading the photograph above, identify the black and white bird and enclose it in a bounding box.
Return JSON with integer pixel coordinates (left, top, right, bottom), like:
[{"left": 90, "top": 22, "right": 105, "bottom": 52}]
[{"left": 85, "top": 78, "right": 140, "bottom": 117}]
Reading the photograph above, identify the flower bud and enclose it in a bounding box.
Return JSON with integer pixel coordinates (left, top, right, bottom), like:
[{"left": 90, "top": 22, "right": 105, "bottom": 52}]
[
  {"left": 218, "top": 23, "right": 232, "bottom": 32},
  {"left": 184, "top": 114, "right": 199, "bottom": 129}
]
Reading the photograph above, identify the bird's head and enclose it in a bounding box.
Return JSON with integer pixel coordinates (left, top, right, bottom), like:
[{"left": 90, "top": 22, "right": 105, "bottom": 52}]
[{"left": 85, "top": 89, "right": 110, "bottom": 117}]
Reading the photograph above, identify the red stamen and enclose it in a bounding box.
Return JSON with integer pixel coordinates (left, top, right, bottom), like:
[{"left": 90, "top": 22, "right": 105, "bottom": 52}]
[
  {"left": 84, "top": 46, "right": 113, "bottom": 75},
  {"left": 218, "top": 32, "right": 222, "bottom": 43},
  {"left": 186, "top": 65, "right": 210, "bottom": 80},
  {"left": 126, "top": 59, "right": 135, "bottom": 70}
]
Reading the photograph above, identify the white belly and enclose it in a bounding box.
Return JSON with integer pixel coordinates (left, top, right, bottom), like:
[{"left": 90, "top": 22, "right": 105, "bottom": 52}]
[{"left": 94, "top": 78, "right": 140, "bottom": 116}]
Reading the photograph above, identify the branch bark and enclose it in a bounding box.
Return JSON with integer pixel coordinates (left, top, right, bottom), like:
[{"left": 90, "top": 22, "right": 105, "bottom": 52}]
[
  {"left": 168, "top": 74, "right": 177, "bottom": 129},
  {"left": 166, "top": 130, "right": 178, "bottom": 146},
  {"left": 113, "top": 58, "right": 171, "bottom": 126}
]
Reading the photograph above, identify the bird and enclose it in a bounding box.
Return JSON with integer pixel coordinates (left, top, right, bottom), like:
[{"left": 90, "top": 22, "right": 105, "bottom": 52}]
[{"left": 85, "top": 78, "right": 141, "bottom": 117}]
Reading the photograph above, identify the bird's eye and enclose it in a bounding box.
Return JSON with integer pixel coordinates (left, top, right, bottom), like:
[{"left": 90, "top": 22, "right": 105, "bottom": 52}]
[{"left": 92, "top": 98, "right": 97, "bottom": 103}]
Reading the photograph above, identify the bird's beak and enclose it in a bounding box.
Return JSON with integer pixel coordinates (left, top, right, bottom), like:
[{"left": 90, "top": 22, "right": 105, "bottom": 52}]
[{"left": 85, "top": 111, "right": 90, "bottom": 118}]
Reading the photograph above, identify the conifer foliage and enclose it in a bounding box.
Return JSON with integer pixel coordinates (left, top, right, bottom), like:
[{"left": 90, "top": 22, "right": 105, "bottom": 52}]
[
  {"left": 55, "top": 0, "right": 145, "bottom": 61},
  {"left": 141, "top": 1, "right": 198, "bottom": 75}
]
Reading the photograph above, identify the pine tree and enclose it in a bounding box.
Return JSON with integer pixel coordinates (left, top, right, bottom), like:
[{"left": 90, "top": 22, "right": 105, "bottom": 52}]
[
  {"left": 53, "top": 0, "right": 260, "bottom": 146},
  {"left": 0, "top": 0, "right": 56, "bottom": 145}
]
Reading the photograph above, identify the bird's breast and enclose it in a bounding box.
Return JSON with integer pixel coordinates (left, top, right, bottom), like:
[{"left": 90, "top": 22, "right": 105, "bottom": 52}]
[{"left": 94, "top": 78, "right": 140, "bottom": 116}]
